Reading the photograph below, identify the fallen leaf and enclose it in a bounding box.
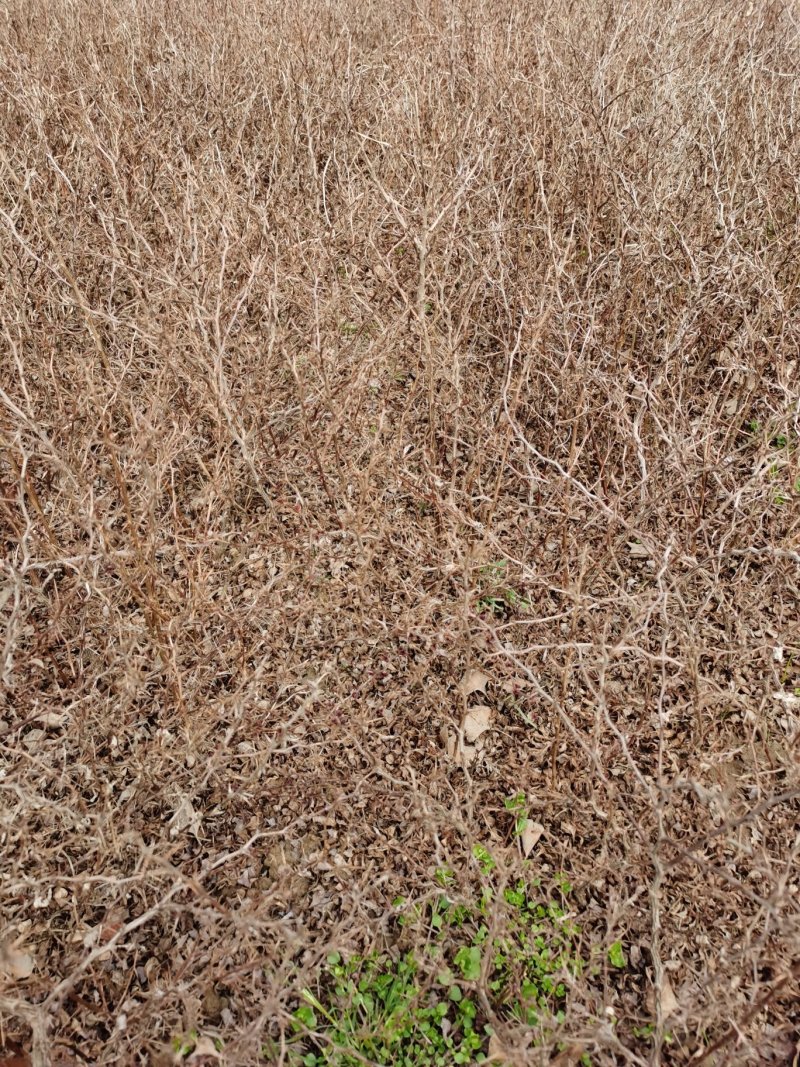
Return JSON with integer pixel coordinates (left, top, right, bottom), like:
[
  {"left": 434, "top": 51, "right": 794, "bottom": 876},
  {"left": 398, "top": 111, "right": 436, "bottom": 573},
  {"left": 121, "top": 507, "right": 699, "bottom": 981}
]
[
  {"left": 442, "top": 728, "right": 478, "bottom": 769},
  {"left": 520, "top": 819, "right": 544, "bottom": 857},
  {"left": 459, "top": 743, "right": 477, "bottom": 767},
  {"left": 0, "top": 943, "right": 34, "bottom": 980},
  {"left": 462, "top": 704, "right": 492, "bottom": 743},
  {"left": 459, "top": 669, "right": 490, "bottom": 698},
  {"left": 21, "top": 729, "right": 45, "bottom": 750},
  {"left": 627, "top": 541, "right": 650, "bottom": 558},
  {"left": 500, "top": 676, "right": 529, "bottom": 694},
  {"left": 550, "top": 1043, "right": 589, "bottom": 1066},
  {"left": 169, "top": 796, "right": 202, "bottom": 839},
  {"left": 37, "top": 711, "right": 68, "bottom": 729},
  {"left": 187, "top": 1036, "right": 224, "bottom": 1064},
  {"left": 772, "top": 691, "right": 800, "bottom": 707},
  {"left": 485, "top": 1033, "right": 508, "bottom": 1063},
  {"left": 659, "top": 975, "right": 680, "bottom": 1019}
]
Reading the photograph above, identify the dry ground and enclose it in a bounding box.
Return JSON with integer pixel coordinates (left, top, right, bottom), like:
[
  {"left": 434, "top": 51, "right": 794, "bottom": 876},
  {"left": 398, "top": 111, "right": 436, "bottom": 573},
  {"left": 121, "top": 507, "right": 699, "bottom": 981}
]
[{"left": 1, "top": 0, "right": 799, "bottom": 1063}]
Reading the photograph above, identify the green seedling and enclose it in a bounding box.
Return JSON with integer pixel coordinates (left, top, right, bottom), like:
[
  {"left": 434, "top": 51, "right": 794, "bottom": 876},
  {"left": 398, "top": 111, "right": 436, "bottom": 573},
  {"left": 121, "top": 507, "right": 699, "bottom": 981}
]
[
  {"left": 435, "top": 866, "right": 455, "bottom": 888},
  {"left": 607, "top": 941, "right": 626, "bottom": 969},
  {"left": 288, "top": 866, "right": 586, "bottom": 1065},
  {"left": 476, "top": 561, "right": 532, "bottom": 616},
  {"left": 172, "top": 1031, "right": 223, "bottom": 1058},
  {"left": 472, "top": 843, "right": 496, "bottom": 876},
  {"left": 289, "top": 950, "right": 486, "bottom": 1066},
  {"left": 504, "top": 792, "right": 529, "bottom": 837}
]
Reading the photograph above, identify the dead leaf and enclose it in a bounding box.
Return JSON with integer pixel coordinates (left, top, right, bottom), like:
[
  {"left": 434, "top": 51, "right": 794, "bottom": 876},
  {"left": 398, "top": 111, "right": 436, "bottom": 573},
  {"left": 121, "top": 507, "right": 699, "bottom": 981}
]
[
  {"left": 21, "top": 729, "right": 45, "bottom": 750},
  {"left": 187, "top": 1036, "right": 224, "bottom": 1064},
  {"left": 459, "top": 743, "right": 477, "bottom": 767},
  {"left": 459, "top": 669, "right": 490, "bottom": 698},
  {"left": 462, "top": 704, "right": 492, "bottom": 742},
  {"left": 37, "top": 711, "right": 67, "bottom": 729},
  {"left": 627, "top": 541, "right": 650, "bottom": 558},
  {"left": 485, "top": 1033, "right": 509, "bottom": 1063},
  {"left": 169, "top": 796, "right": 202, "bottom": 839},
  {"left": 500, "top": 676, "right": 529, "bottom": 695},
  {"left": 442, "top": 728, "right": 478, "bottom": 769},
  {"left": 550, "top": 1043, "right": 588, "bottom": 1066},
  {"left": 0, "top": 943, "right": 34, "bottom": 980},
  {"left": 520, "top": 819, "right": 544, "bottom": 857},
  {"left": 0, "top": 943, "right": 34, "bottom": 981},
  {"left": 659, "top": 975, "right": 680, "bottom": 1019},
  {"left": 772, "top": 691, "right": 800, "bottom": 707}
]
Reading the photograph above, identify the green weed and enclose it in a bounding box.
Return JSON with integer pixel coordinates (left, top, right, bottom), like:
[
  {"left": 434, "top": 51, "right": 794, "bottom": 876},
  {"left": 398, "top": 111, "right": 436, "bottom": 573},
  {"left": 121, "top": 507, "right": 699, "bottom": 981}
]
[
  {"left": 286, "top": 860, "right": 586, "bottom": 1065},
  {"left": 288, "top": 950, "right": 488, "bottom": 1066},
  {"left": 746, "top": 422, "right": 799, "bottom": 506},
  {"left": 476, "top": 561, "right": 531, "bottom": 617},
  {"left": 504, "top": 792, "right": 529, "bottom": 838},
  {"left": 172, "top": 1031, "right": 223, "bottom": 1058},
  {"left": 607, "top": 942, "right": 626, "bottom": 969}
]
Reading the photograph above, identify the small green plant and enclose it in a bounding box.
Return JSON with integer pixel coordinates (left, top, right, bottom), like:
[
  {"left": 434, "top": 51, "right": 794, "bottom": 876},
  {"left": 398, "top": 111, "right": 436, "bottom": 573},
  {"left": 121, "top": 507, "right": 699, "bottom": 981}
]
[
  {"left": 607, "top": 941, "right": 626, "bottom": 969},
  {"left": 471, "top": 843, "right": 496, "bottom": 876},
  {"left": 476, "top": 561, "right": 531, "bottom": 617},
  {"left": 748, "top": 426, "right": 800, "bottom": 506},
  {"left": 504, "top": 792, "right": 529, "bottom": 837},
  {"left": 488, "top": 886, "right": 581, "bottom": 1026},
  {"left": 632, "top": 1022, "right": 673, "bottom": 1047},
  {"left": 172, "top": 1032, "right": 199, "bottom": 1058},
  {"left": 555, "top": 873, "right": 573, "bottom": 896},
  {"left": 172, "top": 1031, "right": 223, "bottom": 1058},
  {"left": 435, "top": 866, "right": 455, "bottom": 888},
  {"left": 287, "top": 862, "right": 586, "bottom": 1065},
  {"left": 289, "top": 950, "right": 487, "bottom": 1066},
  {"left": 476, "top": 593, "right": 507, "bottom": 615}
]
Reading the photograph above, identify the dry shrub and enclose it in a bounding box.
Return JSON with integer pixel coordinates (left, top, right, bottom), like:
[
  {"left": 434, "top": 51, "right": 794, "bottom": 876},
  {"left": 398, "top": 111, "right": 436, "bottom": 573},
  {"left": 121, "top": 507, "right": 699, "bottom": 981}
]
[{"left": 1, "top": 0, "right": 799, "bottom": 1062}]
